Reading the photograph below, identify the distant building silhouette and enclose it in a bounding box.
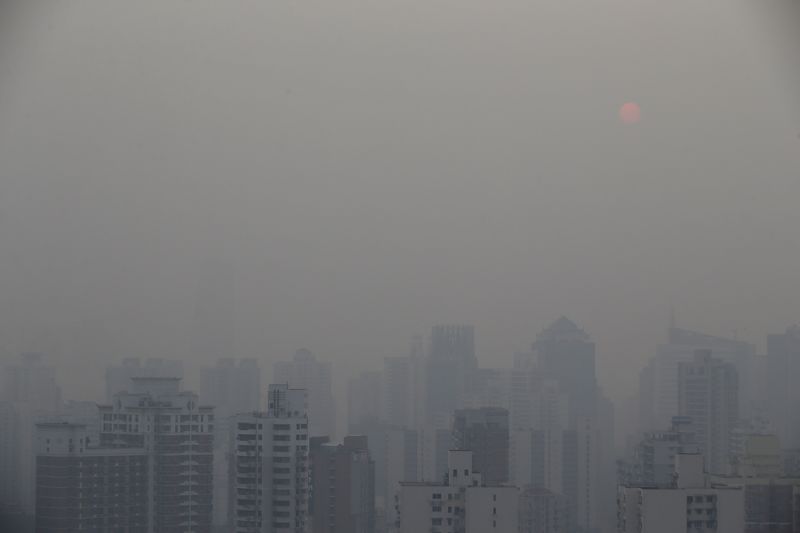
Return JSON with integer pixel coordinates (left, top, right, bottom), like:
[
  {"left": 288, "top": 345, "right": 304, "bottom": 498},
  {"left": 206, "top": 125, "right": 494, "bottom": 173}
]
[
  {"left": 767, "top": 326, "right": 800, "bottom": 449},
  {"left": 452, "top": 407, "right": 510, "bottom": 485},
  {"left": 0, "top": 353, "right": 63, "bottom": 519},
  {"left": 199, "top": 358, "right": 260, "bottom": 527},
  {"left": 425, "top": 325, "right": 477, "bottom": 425},
  {"left": 678, "top": 350, "right": 739, "bottom": 475},
  {"left": 104, "top": 357, "right": 183, "bottom": 402},
  {"left": 274, "top": 349, "right": 336, "bottom": 439},
  {"left": 310, "top": 435, "right": 375, "bottom": 533}
]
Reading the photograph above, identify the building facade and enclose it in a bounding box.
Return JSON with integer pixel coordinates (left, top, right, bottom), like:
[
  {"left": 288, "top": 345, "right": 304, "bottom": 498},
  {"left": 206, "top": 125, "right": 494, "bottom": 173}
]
[
  {"left": 425, "top": 325, "right": 478, "bottom": 425},
  {"left": 273, "top": 349, "right": 335, "bottom": 440},
  {"left": 618, "top": 455, "right": 745, "bottom": 533},
  {"left": 310, "top": 435, "right": 375, "bottom": 533},
  {"left": 35, "top": 422, "right": 149, "bottom": 532},
  {"left": 767, "top": 326, "right": 800, "bottom": 449},
  {"left": 229, "top": 384, "right": 309, "bottom": 533},
  {"left": 452, "top": 407, "right": 510, "bottom": 485},
  {"left": 397, "top": 450, "right": 518, "bottom": 533},
  {"left": 677, "top": 350, "right": 739, "bottom": 475},
  {"left": 105, "top": 357, "right": 184, "bottom": 402},
  {"left": 518, "top": 487, "right": 567, "bottom": 533},
  {"left": 199, "top": 358, "right": 261, "bottom": 527},
  {"left": 99, "top": 377, "right": 214, "bottom": 532}
]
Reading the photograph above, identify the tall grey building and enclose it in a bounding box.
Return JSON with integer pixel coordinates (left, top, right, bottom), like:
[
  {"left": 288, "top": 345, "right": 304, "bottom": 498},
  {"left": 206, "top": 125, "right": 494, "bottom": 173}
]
[
  {"left": 383, "top": 353, "right": 424, "bottom": 429},
  {"left": 767, "top": 325, "right": 800, "bottom": 448},
  {"left": 678, "top": 350, "right": 739, "bottom": 475},
  {"left": 105, "top": 357, "right": 184, "bottom": 402},
  {"left": 347, "top": 370, "right": 383, "bottom": 432},
  {"left": 452, "top": 407, "right": 509, "bottom": 485},
  {"left": 200, "top": 358, "right": 261, "bottom": 417},
  {"left": 99, "top": 377, "right": 215, "bottom": 532},
  {"left": 628, "top": 416, "right": 697, "bottom": 487},
  {"left": 425, "top": 325, "right": 477, "bottom": 424},
  {"left": 533, "top": 317, "right": 596, "bottom": 423},
  {"left": 349, "top": 417, "right": 419, "bottom": 529},
  {"left": 274, "top": 349, "right": 335, "bottom": 439},
  {"left": 35, "top": 422, "right": 149, "bottom": 532},
  {"left": 519, "top": 487, "right": 567, "bottom": 533},
  {"left": 0, "top": 353, "right": 63, "bottom": 520},
  {"left": 310, "top": 435, "right": 375, "bottom": 533},
  {"left": 639, "top": 326, "right": 757, "bottom": 432},
  {"left": 510, "top": 319, "right": 616, "bottom": 533},
  {"left": 199, "top": 358, "right": 261, "bottom": 527},
  {"left": 229, "top": 384, "right": 310, "bottom": 533}
]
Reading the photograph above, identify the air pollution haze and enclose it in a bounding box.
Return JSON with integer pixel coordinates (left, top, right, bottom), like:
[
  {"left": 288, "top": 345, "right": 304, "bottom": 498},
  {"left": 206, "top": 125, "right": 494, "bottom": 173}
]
[{"left": 0, "top": 1, "right": 798, "bottom": 530}]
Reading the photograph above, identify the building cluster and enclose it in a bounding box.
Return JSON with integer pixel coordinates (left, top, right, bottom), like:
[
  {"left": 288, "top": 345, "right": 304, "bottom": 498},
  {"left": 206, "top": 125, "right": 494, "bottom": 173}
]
[
  {"left": 620, "top": 323, "right": 800, "bottom": 532},
  {"left": 1, "top": 319, "right": 800, "bottom": 532}
]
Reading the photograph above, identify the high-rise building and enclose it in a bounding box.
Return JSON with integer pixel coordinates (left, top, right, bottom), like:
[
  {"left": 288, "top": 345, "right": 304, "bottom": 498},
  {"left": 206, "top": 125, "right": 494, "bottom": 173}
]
[
  {"left": 629, "top": 416, "right": 697, "bottom": 487},
  {"left": 534, "top": 317, "right": 596, "bottom": 423},
  {"left": 347, "top": 370, "right": 384, "bottom": 432},
  {"left": 510, "top": 351, "right": 540, "bottom": 431},
  {"left": 524, "top": 319, "right": 615, "bottom": 533},
  {"left": 452, "top": 407, "right": 509, "bottom": 485},
  {"left": 464, "top": 368, "right": 511, "bottom": 411},
  {"left": 274, "top": 349, "right": 336, "bottom": 439},
  {"left": 767, "top": 326, "right": 800, "bottom": 448},
  {"left": 349, "top": 418, "right": 419, "bottom": 529},
  {"left": 425, "top": 325, "right": 477, "bottom": 424},
  {"left": 678, "top": 350, "right": 739, "bottom": 474},
  {"left": 229, "top": 384, "right": 310, "bottom": 533},
  {"left": 200, "top": 358, "right": 260, "bottom": 417},
  {"left": 383, "top": 353, "right": 424, "bottom": 430},
  {"left": 105, "top": 357, "right": 184, "bottom": 402},
  {"left": 99, "top": 377, "right": 214, "bottom": 532},
  {"left": 419, "top": 423, "right": 453, "bottom": 483},
  {"left": 397, "top": 450, "right": 519, "bottom": 533},
  {"left": 518, "top": 487, "right": 567, "bottom": 533},
  {"left": 0, "top": 353, "right": 63, "bottom": 519},
  {"left": 34, "top": 422, "right": 148, "bottom": 532},
  {"left": 509, "top": 377, "right": 567, "bottom": 492},
  {"left": 707, "top": 434, "right": 800, "bottom": 533},
  {"left": 1, "top": 353, "right": 62, "bottom": 413},
  {"left": 639, "top": 327, "right": 757, "bottom": 432},
  {"left": 562, "top": 417, "right": 605, "bottom": 533},
  {"left": 310, "top": 435, "right": 375, "bottom": 533},
  {"left": 618, "top": 454, "right": 745, "bottom": 533},
  {"left": 199, "top": 358, "right": 261, "bottom": 527}
]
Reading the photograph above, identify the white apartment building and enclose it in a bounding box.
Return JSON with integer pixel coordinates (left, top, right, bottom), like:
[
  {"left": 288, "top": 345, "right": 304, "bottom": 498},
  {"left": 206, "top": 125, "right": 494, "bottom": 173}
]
[
  {"left": 99, "top": 377, "right": 215, "bottom": 532},
  {"left": 618, "top": 454, "right": 744, "bottom": 533},
  {"left": 230, "top": 384, "right": 310, "bottom": 533},
  {"left": 397, "top": 450, "right": 518, "bottom": 533}
]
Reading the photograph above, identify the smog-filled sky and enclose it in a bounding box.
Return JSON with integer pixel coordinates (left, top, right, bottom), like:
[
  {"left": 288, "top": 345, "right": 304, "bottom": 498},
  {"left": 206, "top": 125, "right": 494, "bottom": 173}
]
[{"left": 0, "top": 0, "right": 797, "bottom": 403}]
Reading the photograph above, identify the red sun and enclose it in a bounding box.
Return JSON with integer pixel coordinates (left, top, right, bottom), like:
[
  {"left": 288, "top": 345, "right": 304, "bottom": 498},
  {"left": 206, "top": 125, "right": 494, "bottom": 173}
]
[{"left": 619, "top": 102, "right": 641, "bottom": 124}]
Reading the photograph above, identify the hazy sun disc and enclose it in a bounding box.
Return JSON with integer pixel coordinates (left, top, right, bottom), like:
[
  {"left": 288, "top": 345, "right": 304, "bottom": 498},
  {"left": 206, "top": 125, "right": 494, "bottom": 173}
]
[{"left": 619, "top": 102, "right": 641, "bottom": 124}]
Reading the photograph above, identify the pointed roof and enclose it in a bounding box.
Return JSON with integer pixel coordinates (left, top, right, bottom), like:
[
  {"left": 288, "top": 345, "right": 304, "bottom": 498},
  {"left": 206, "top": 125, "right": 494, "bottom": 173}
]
[{"left": 536, "top": 316, "right": 590, "bottom": 342}]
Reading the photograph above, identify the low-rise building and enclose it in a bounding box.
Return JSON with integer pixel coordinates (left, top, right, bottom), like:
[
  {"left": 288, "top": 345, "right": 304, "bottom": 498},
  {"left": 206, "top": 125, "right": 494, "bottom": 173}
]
[
  {"left": 618, "top": 454, "right": 745, "bottom": 533},
  {"left": 396, "top": 450, "right": 518, "bottom": 533}
]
